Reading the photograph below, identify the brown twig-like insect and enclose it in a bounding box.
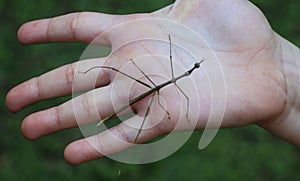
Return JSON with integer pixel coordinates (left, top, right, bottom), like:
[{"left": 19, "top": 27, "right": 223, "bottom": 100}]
[{"left": 79, "top": 35, "right": 205, "bottom": 142}]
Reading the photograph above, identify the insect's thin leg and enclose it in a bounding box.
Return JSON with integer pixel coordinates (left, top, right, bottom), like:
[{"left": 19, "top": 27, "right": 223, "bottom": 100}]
[
  {"left": 174, "top": 82, "right": 190, "bottom": 122},
  {"left": 130, "top": 59, "right": 157, "bottom": 87},
  {"left": 168, "top": 35, "right": 175, "bottom": 79},
  {"left": 157, "top": 90, "right": 171, "bottom": 119},
  {"left": 135, "top": 93, "right": 156, "bottom": 142},
  {"left": 78, "top": 66, "right": 152, "bottom": 89}
]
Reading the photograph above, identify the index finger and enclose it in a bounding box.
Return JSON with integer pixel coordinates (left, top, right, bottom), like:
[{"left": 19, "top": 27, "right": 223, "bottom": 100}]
[{"left": 18, "top": 12, "right": 120, "bottom": 45}]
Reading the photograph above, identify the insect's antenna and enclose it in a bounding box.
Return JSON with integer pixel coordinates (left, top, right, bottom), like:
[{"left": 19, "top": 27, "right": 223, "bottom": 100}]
[{"left": 168, "top": 35, "right": 175, "bottom": 79}]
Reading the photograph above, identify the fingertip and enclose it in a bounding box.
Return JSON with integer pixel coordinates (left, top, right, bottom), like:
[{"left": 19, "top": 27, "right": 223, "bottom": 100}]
[
  {"left": 64, "top": 140, "right": 102, "bottom": 165},
  {"left": 17, "top": 20, "right": 49, "bottom": 44},
  {"left": 21, "top": 116, "right": 40, "bottom": 141},
  {"left": 64, "top": 142, "right": 83, "bottom": 165},
  {"left": 6, "top": 87, "right": 23, "bottom": 113},
  {"left": 17, "top": 23, "right": 28, "bottom": 44},
  {"left": 17, "top": 22, "right": 34, "bottom": 44},
  {"left": 6, "top": 78, "right": 40, "bottom": 113}
]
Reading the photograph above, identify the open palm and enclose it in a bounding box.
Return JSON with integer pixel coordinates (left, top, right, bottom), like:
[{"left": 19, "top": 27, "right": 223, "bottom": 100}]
[{"left": 6, "top": 0, "right": 287, "bottom": 164}]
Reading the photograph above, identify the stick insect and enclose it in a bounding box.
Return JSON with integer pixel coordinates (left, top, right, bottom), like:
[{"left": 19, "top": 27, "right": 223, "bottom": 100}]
[{"left": 79, "top": 35, "right": 205, "bottom": 142}]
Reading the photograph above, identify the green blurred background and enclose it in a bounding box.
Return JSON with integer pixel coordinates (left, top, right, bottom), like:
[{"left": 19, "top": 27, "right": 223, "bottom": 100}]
[{"left": 0, "top": 0, "right": 299, "bottom": 180}]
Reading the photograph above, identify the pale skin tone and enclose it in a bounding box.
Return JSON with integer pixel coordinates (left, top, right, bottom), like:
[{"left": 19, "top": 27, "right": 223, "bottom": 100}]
[{"left": 6, "top": 0, "right": 300, "bottom": 164}]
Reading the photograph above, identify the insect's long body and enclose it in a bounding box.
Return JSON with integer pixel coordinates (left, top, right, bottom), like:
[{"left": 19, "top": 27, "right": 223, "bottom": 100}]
[
  {"left": 97, "top": 61, "right": 203, "bottom": 126},
  {"left": 79, "top": 35, "right": 205, "bottom": 142}
]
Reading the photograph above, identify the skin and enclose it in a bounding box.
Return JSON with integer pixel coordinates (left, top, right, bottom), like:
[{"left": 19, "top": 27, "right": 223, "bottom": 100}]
[{"left": 6, "top": 0, "right": 300, "bottom": 165}]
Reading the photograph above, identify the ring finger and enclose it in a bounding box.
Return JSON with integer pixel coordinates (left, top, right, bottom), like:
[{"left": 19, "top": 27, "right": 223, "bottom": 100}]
[{"left": 21, "top": 84, "right": 118, "bottom": 140}]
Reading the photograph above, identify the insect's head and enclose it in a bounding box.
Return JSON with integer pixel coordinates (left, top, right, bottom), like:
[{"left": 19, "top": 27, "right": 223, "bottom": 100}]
[
  {"left": 194, "top": 58, "right": 205, "bottom": 68},
  {"left": 194, "top": 62, "right": 201, "bottom": 68}
]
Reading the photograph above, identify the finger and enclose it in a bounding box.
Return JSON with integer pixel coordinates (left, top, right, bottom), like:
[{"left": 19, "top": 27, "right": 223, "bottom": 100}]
[
  {"left": 152, "top": 4, "right": 173, "bottom": 15},
  {"left": 18, "top": 12, "right": 118, "bottom": 45},
  {"left": 64, "top": 117, "right": 163, "bottom": 165},
  {"left": 21, "top": 86, "right": 115, "bottom": 140},
  {"left": 6, "top": 58, "right": 108, "bottom": 112}
]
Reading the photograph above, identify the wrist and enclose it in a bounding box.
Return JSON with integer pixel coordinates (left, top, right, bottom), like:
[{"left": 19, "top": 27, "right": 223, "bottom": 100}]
[
  {"left": 258, "top": 33, "right": 300, "bottom": 146},
  {"left": 277, "top": 33, "right": 300, "bottom": 120}
]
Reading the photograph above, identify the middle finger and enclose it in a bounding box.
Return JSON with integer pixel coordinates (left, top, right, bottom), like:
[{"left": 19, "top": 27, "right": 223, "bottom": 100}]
[{"left": 6, "top": 58, "right": 109, "bottom": 112}]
